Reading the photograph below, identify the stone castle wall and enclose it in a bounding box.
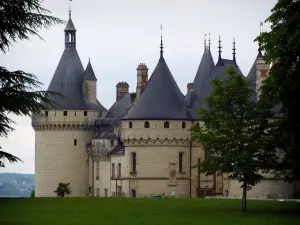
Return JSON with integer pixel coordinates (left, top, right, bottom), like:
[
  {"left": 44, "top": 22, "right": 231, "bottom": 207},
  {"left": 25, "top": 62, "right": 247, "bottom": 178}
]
[{"left": 33, "top": 110, "right": 101, "bottom": 197}]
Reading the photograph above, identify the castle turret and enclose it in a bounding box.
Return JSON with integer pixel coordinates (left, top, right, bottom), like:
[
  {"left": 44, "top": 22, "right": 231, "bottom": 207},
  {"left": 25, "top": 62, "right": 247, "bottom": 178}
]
[
  {"left": 32, "top": 7, "right": 106, "bottom": 198},
  {"left": 83, "top": 59, "right": 97, "bottom": 103},
  {"left": 116, "top": 82, "right": 129, "bottom": 101},
  {"left": 136, "top": 63, "right": 149, "bottom": 99}
]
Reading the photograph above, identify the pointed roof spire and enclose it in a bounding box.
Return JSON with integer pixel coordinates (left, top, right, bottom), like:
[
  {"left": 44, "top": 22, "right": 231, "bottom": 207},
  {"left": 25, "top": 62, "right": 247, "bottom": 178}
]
[
  {"left": 233, "top": 37, "right": 236, "bottom": 63},
  {"left": 122, "top": 30, "right": 188, "bottom": 120},
  {"left": 216, "top": 35, "right": 223, "bottom": 66},
  {"left": 69, "top": 0, "right": 72, "bottom": 19},
  {"left": 204, "top": 33, "right": 207, "bottom": 51},
  {"left": 160, "top": 25, "right": 164, "bottom": 58},
  {"left": 83, "top": 58, "right": 97, "bottom": 81},
  {"left": 258, "top": 20, "right": 263, "bottom": 57},
  {"left": 208, "top": 33, "right": 211, "bottom": 50},
  {"left": 64, "top": 0, "right": 76, "bottom": 31}
]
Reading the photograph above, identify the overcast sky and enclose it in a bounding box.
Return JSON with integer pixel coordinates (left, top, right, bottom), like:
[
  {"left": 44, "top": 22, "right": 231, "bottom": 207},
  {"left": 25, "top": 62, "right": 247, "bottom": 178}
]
[{"left": 0, "top": 0, "right": 277, "bottom": 174}]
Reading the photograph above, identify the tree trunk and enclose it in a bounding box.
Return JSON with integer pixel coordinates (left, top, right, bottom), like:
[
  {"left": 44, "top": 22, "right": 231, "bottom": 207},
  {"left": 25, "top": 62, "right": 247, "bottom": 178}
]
[{"left": 242, "top": 180, "right": 247, "bottom": 213}]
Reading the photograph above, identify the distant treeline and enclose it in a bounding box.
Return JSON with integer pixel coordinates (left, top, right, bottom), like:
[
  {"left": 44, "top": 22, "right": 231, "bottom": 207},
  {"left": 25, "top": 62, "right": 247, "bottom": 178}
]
[{"left": 0, "top": 173, "right": 34, "bottom": 197}]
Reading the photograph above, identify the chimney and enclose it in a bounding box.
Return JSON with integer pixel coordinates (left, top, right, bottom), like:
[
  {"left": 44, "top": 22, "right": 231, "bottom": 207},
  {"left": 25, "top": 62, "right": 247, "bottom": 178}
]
[
  {"left": 116, "top": 82, "right": 129, "bottom": 101},
  {"left": 187, "top": 83, "right": 193, "bottom": 93},
  {"left": 136, "top": 63, "right": 149, "bottom": 99}
]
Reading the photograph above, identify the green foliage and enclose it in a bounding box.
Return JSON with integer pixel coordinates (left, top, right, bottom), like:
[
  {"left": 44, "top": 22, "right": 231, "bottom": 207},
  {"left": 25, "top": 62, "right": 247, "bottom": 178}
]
[
  {"left": 190, "top": 67, "right": 278, "bottom": 212},
  {"left": 0, "top": 198, "right": 299, "bottom": 225},
  {"left": 0, "top": 0, "right": 64, "bottom": 53},
  {"left": 0, "top": 0, "right": 64, "bottom": 167},
  {"left": 0, "top": 147, "right": 22, "bottom": 167},
  {"left": 54, "top": 183, "right": 72, "bottom": 197},
  {"left": 255, "top": 0, "right": 300, "bottom": 181}
]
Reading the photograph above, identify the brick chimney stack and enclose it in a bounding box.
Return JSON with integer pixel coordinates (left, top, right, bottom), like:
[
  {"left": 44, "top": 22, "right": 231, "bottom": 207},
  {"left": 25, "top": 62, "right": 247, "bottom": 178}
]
[
  {"left": 116, "top": 82, "right": 129, "bottom": 101},
  {"left": 136, "top": 63, "right": 149, "bottom": 99},
  {"left": 187, "top": 83, "right": 193, "bottom": 93}
]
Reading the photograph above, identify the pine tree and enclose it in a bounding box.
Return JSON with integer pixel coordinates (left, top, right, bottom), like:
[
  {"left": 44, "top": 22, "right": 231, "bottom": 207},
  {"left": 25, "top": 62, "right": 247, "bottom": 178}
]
[{"left": 0, "top": 0, "right": 64, "bottom": 167}]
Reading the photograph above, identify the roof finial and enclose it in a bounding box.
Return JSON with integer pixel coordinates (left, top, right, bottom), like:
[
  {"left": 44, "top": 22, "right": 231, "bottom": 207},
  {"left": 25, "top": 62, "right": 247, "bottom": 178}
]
[
  {"left": 218, "top": 35, "right": 222, "bottom": 60},
  {"left": 258, "top": 20, "right": 263, "bottom": 57},
  {"left": 204, "top": 33, "right": 207, "bottom": 51},
  {"left": 69, "top": 0, "right": 72, "bottom": 19},
  {"left": 208, "top": 33, "right": 211, "bottom": 50},
  {"left": 233, "top": 37, "right": 236, "bottom": 63},
  {"left": 160, "top": 24, "right": 163, "bottom": 57}
]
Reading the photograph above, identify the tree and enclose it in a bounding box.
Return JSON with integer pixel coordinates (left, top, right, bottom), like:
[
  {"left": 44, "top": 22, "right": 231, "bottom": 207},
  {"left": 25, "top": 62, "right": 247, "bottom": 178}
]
[
  {"left": 0, "top": 0, "right": 64, "bottom": 167},
  {"left": 54, "top": 183, "right": 72, "bottom": 197},
  {"left": 190, "top": 67, "right": 278, "bottom": 213},
  {"left": 255, "top": 0, "right": 300, "bottom": 183}
]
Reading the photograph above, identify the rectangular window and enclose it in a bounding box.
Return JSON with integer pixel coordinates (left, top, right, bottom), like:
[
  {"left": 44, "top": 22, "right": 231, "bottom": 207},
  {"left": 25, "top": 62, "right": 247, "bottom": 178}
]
[
  {"left": 118, "top": 163, "right": 121, "bottom": 177},
  {"left": 112, "top": 163, "right": 115, "bottom": 178},
  {"left": 63, "top": 111, "right": 67, "bottom": 116},
  {"left": 74, "top": 111, "right": 76, "bottom": 116},
  {"left": 132, "top": 152, "right": 136, "bottom": 173},
  {"left": 96, "top": 161, "right": 100, "bottom": 180},
  {"left": 45, "top": 111, "right": 48, "bottom": 116},
  {"left": 110, "top": 140, "right": 114, "bottom": 146},
  {"left": 74, "top": 139, "right": 77, "bottom": 146},
  {"left": 84, "top": 111, "right": 87, "bottom": 116},
  {"left": 179, "top": 152, "right": 183, "bottom": 173}
]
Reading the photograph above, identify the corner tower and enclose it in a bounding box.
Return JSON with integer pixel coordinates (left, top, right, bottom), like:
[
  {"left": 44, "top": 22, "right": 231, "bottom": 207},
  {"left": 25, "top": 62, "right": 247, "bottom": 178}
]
[{"left": 32, "top": 8, "right": 107, "bottom": 197}]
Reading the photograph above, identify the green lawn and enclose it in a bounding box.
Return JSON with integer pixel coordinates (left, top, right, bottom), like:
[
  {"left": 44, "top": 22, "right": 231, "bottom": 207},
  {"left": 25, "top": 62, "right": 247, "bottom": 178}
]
[{"left": 0, "top": 198, "right": 299, "bottom": 225}]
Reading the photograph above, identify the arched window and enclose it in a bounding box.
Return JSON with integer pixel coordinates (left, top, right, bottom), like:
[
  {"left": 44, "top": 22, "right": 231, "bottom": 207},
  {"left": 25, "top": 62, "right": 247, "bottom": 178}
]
[
  {"left": 164, "top": 121, "right": 169, "bottom": 128},
  {"left": 129, "top": 121, "right": 133, "bottom": 128},
  {"left": 144, "top": 121, "right": 150, "bottom": 128},
  {"left": 182, "top": 122, "right": 186, "bottom": 129}
]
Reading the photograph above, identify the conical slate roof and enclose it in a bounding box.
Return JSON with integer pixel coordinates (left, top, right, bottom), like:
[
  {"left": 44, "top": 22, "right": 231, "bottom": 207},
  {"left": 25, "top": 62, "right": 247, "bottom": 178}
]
[
  {"left": 247, "top": 57, "right": 258, "bottom": 102},
  {"left": 64, "top": 18, "right": 76, "bottom": 31},
  {"left": 193, "top": 48, "right": 215, "bottom": 93},
  {"left": 122, "top": 55, "right": 188, "bottom": 120},
  {"left": 83, "top": 59, "right": 97, "bottom": 81},
  {"left": 44, "top": 16, "right": 107, "bottom": 111},
  {"left": 188, "top": 58, "right": 242, "bottom": 119}
]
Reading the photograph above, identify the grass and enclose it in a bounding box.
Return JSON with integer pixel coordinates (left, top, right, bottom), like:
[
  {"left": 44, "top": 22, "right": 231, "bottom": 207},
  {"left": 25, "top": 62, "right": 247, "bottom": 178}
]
[{"left": 0, "top": 198, "right": 299, "bottom": 225}]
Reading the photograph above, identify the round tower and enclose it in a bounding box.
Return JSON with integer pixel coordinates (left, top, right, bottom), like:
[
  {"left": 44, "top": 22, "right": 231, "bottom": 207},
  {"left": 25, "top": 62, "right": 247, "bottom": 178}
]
[{"left": 32, "top": 11, "right": 107, "bottom": 197}]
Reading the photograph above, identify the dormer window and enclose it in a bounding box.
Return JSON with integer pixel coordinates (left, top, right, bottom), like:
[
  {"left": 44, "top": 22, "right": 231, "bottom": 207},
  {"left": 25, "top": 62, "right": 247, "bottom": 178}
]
[
  {"left": 144, "top": 121, "right": 150, "bottom": 128},
  {"left": 182, "top": 122, "right": 186, "bottom": 129},
  {"left": 129, "top": 121, "right": 133, "bottom": 128},
  {"left": 164, "top": 121, "right": 169, "bottom": 128}
]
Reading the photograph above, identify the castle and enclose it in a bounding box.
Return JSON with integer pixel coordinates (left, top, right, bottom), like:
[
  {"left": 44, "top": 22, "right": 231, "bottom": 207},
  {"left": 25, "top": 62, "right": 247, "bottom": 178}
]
[{"left": 32, "top": 11, "right": 297, "bottom": 198}]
